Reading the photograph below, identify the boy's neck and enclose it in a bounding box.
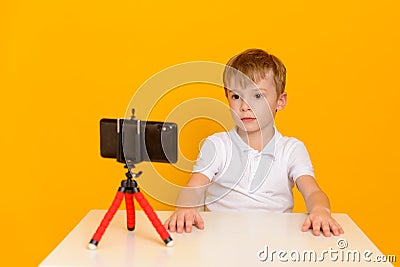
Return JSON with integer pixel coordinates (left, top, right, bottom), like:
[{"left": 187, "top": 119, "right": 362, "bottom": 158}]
[{"left": 236, "top": 125, "right": 275, "bottom": 152}]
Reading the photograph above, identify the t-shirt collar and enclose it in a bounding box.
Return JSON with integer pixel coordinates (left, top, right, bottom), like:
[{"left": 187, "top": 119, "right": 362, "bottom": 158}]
[{"left": 229, "top": 126, "right": 280, "bottom": 157}]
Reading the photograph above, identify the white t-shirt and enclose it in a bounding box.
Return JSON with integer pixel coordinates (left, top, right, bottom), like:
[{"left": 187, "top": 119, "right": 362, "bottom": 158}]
[{"left": 193, "top": 127, "right": 314, "bottom": 213}]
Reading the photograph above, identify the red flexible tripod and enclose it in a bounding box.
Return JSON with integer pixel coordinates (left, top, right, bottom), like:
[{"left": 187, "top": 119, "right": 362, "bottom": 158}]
[{"left": 88, "top": 166, "right": 173, "bottom": 249}]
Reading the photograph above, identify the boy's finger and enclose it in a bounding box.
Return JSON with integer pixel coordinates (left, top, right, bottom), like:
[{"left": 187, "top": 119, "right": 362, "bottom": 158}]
[
  {"left": 164, "top": 218, "right": 170, "bottom": 229},
  {"left": 194, "top": 213, "right": 204, "bottom": 230},
  {"left": 334, "top": 220, "right": 344, "bottom": 234},
  {"left": 176, "top": 213, "right": 185, "bottom": 233},
  {"left": 185, "top": 216, "right": 194, "bottom": 233},
  {"left": 301, "top": 216, "right": 311, "bottom": 231},
  {"left": 331, "top": 221, "right": 344, "bottom": 236},
  {"left": 167, "top": 214, "right": 177, "bottom": 232},
  {"left": 328, "top": 221, "right": 338, "bottom": 236},
  {"left": 312, "top": 220, "right": 321, "bottom": 236},
  {"left": 168, "top": 220, "right": 176, "bottom": 232},
  {"left": 321, "top": 221, "right": 331, "bottom": 237}
]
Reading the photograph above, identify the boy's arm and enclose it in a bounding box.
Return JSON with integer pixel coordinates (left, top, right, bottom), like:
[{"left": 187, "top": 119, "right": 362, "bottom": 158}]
[
  {"left": 164, "top": 172, "right": 210, "bottom": 233},
  {"left": 296, "top": 175, "right": 344, "bottom": 237}
]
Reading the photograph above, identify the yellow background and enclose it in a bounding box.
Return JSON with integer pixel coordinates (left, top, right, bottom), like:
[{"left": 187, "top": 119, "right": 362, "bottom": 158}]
[{"left": 1, "top": 0, "right": 399, "bottom": 265}]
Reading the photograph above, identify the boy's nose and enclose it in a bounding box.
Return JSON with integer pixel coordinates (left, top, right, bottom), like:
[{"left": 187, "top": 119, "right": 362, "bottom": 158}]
[{"left": 240, "top": 99, "right": 251, "bottom": 111}]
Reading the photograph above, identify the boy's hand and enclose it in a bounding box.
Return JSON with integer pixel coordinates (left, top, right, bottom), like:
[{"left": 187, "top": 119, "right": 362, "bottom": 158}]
[
  {"left": 164, "top": 208, "right": 205, "bottom": 233},
  {"left": 301, "top": 207, "right": 344, "bottom": 237}
]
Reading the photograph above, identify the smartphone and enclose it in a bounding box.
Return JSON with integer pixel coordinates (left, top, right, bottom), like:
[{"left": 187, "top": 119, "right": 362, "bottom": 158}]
[{"left": 100, "top": 118, "right": 178, "bottom": 164}]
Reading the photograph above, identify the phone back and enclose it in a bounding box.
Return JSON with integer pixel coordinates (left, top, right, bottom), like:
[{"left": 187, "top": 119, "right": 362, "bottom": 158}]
[{"left": 100, "top": 118, "right": 119, "bottom": 159}]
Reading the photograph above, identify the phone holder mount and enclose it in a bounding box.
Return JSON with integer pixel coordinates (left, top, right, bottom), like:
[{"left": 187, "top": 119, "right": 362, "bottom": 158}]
[{"left": 88, "top": 111, "right": 174, "bottom": 249}]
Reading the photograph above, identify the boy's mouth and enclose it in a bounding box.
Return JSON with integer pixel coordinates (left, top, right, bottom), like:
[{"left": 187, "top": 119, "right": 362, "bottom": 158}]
[{"left": 241, "top": 117, "right": 256, "bottom": 122}]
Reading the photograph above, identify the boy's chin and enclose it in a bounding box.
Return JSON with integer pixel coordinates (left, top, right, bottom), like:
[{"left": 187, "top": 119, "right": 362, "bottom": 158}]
[
  {"left": 237, "top": 125, "right": 261, "bottom": 134},
  {"left": 236, "top": 123, "right": 274, "bottom": 135}
]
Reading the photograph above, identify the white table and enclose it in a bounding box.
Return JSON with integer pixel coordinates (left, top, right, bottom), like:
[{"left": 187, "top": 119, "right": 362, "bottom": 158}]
[{"left": 39, "top": 210, "right": 393, "bottom": 266}]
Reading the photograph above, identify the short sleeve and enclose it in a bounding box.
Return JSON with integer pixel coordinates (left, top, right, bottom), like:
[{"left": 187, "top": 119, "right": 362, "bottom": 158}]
[
  {"left": 287, "top": 140, "right": 315, "bottom": 182},
  {"left": 192, "top": 137, "right": 224, "bottom": 181}
]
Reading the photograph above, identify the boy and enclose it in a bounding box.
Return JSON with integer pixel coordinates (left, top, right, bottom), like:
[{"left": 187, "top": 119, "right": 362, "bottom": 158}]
[{"left": 164, "top": 49, "right": 344, "bottom": 237}]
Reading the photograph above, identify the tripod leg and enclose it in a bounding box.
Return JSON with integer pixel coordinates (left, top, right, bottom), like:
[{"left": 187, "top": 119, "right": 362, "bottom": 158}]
[
  {"left": 88, "top": 190, "right": 125, "bottom": 250},
  {"left": 134, "top": 191, "right": 174, "bottom": 247},
  {"left": 125, "top": 192, "right": 135, "bottom": 231}
]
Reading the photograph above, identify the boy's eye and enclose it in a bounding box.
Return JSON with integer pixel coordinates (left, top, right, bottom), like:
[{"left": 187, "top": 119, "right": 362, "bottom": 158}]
[
  {"left": 231, "top": 94, "right": 240, "bottom": 100},
  {"left": 255, "top": 93, "right": 262, "bottom": 99}
]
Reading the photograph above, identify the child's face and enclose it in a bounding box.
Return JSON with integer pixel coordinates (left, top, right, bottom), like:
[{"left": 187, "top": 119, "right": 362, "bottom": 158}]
[{"left": 227, "top": 72, "right": 286, "bottom": 135}]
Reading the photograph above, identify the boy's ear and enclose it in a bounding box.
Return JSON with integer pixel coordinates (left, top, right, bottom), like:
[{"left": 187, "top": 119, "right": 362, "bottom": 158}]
[{"left": 276, "top": 92, "right": 287, "bottom": 111}]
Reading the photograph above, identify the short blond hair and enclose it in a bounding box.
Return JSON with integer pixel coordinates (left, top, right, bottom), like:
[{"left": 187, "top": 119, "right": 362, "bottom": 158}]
[{"left": 223, "top": 49, "right": 286, "bottom": 96}]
